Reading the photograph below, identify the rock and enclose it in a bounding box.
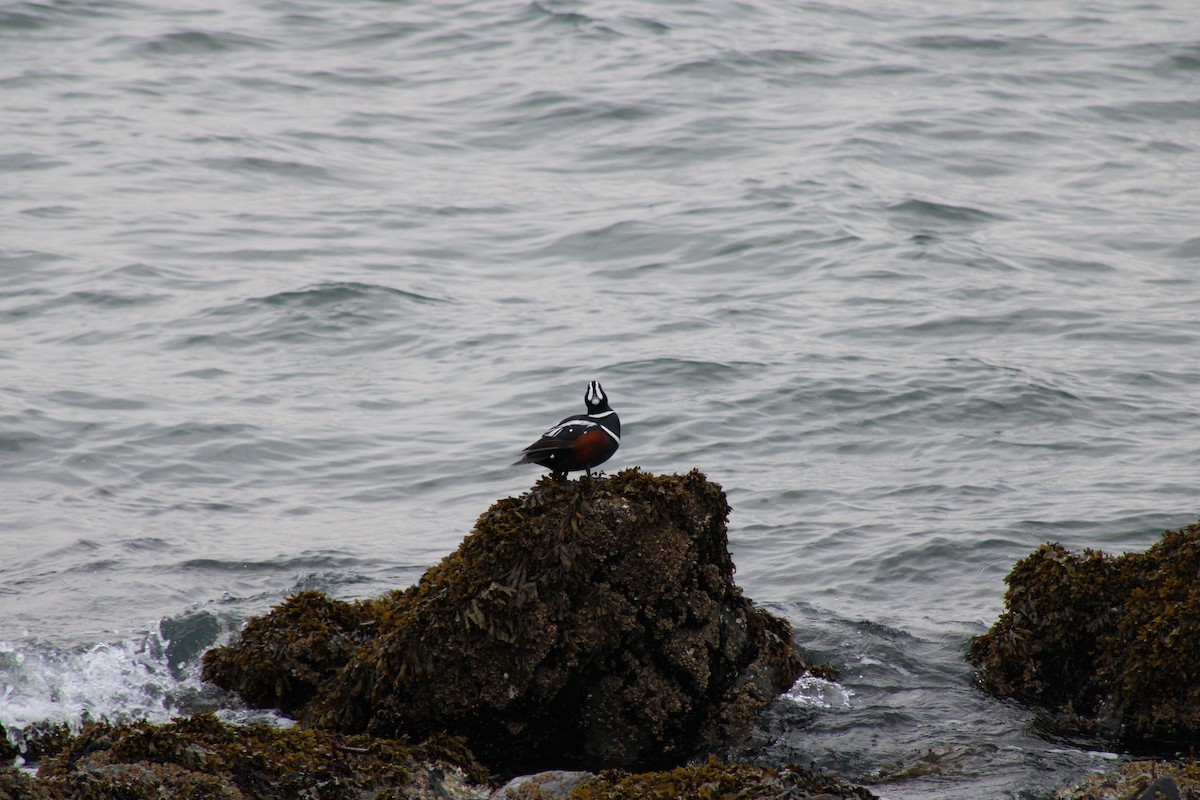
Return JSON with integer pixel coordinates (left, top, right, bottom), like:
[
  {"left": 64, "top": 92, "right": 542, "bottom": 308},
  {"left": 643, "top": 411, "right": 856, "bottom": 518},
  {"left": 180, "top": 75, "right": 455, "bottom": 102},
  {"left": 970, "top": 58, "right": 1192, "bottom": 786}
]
[
  {"left": 0, "top": 724, "right": 879, "bottom": 800},
  {"left": 1054, "top": 760, "right": 1199, "bottom": 800},
  {"left": 204, "top": 469, "right": 829, "bottom": 772},
  {"left": 202, "top": 589, "right": 377, "bottom": 715},
  {"left": 488, "top": 759, "right": 879, "bottom": 800},
  {"left": 1, "top": 712, "right": 489, "bottom": 800},
  {"left": 562, "top": 756, "right": 877, "bottom": 800},
  {"left": 0, "top": 720, "right": 74, "bottom": 768},
  {"left": 0, "top": 723, "right": 17, "bottom": 764},
  {"left": 494, "top": 770, "right": 593, "bottom": 799},
  {"left": 0, "top": 769, "right": 52, "bottom": 800},
  {"left": 967, "top": 521, "right": 1200, "bottom": 751}
]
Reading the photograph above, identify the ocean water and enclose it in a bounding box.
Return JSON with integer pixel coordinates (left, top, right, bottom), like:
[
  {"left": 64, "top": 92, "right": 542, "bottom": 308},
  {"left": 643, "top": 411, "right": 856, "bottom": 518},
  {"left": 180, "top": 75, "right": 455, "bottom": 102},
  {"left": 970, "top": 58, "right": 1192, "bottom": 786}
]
[{"left": 2, "top": 0, "right": 1198, "bottom": 796}]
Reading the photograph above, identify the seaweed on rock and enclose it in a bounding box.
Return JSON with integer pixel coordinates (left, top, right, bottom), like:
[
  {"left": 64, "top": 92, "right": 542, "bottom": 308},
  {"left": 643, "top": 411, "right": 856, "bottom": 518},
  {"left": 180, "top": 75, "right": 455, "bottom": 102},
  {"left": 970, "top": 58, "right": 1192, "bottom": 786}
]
[
  {"left": 968, "top": 521, "right": 1200, "bottom": 751},
  {"left": 565, "top": 756, "right": 878, "bottom": 800},
  {"left": 204, "top": 469, "right": 826, "bottom": 772},
  {"left": 1053, "top": 759, "right": 1200, "bottom": 800},
  {"left": 0, "top": 712, "right": 487, "bottom": 800},
  {"left": 202, "top": 589, "right": 393, "bottom": 715},
  {"left": 0, "top": 721, "right": 73, "bottom": 766}
]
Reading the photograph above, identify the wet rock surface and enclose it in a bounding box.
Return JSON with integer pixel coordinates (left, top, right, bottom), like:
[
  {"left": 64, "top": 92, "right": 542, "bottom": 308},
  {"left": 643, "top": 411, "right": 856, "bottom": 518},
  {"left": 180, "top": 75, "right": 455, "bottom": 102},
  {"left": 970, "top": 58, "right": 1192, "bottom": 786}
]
[
  {"left": 0, "top": 712, "right": 488, "bottom": 800},
  {"left": 1053, "top": 760, "right": 1200, "bottom": 800},
  {"left": 204, "top": 469, "right": 828, "bottom": 772},
  {"left": 968, "top": 521, "right": 1200, "bottom": 752},
  {"left": 203, "top": 588, "right": 378, "bottom": 716},
  {"left": 497, "top": 757, "right": 879, "bottom": 800}
]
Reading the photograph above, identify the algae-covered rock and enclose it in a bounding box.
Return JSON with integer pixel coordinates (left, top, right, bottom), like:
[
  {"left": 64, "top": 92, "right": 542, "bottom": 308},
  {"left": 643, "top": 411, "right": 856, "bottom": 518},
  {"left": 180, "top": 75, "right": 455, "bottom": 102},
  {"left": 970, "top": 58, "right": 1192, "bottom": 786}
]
[
  {"left": 205, "top": 469, "right": 825, "bottom": 772},
  {"left": 0, "top": 723, "right": 17, "bottom": 764},
  {"left": 968, "top": 521, "right": 1200, "bottom": 751},
  {"left": 499, "top": 769, "right": 593, "bottom": 799},
  {"left": 1054, "top": 760, "right": 1199, "bottom": 800},
  {"left": 202, "top": 588, "right": 389, "bottom": 714},
  {"left": 0, "top": 720, "right": 73, "bottom": 767},
  {"left": 0, "top": 769, "right": 52, "bottom": 800},
  {"left": 562, "top": 756, "right": 878, "bottom": 800},
  {"left": 2, "top": 712, "right": 487, "bottom": 800}
]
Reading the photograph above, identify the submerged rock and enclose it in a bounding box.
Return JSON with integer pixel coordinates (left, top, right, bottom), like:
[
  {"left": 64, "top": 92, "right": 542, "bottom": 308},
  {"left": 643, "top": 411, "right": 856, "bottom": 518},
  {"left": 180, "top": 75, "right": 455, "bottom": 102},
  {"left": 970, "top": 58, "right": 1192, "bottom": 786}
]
[
  {"left": 204, "top": 469, "right": 828, "bottom": 772},
  {"left": 968, "top": 521, "right": 1200, "bottom": 751}
]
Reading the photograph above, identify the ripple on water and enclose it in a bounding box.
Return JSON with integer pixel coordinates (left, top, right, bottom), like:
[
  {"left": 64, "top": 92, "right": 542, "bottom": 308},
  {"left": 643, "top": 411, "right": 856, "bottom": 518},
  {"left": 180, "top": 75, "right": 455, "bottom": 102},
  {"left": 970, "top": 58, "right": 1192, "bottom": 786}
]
[{"left": 2, "top": 0, "right": 1199, "bottom": 796}]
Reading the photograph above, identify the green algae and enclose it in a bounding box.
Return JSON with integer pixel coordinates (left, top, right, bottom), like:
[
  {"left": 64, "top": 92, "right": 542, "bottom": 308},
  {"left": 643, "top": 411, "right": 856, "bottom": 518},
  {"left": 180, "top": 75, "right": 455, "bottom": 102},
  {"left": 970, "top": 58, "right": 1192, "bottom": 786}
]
[
  {"left": 968, "top": 521, "right": 1200, "bottom": 751},
  {"left": 204, "top": 469, "right": 826, "bottom": 772}
]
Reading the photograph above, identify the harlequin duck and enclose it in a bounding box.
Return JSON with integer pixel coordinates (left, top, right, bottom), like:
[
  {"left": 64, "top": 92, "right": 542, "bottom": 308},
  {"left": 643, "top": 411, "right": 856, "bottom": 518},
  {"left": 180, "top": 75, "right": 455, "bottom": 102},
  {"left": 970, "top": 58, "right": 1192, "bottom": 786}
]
[{"left": 513, "top": 381, "right": 620, "bottom": 477}]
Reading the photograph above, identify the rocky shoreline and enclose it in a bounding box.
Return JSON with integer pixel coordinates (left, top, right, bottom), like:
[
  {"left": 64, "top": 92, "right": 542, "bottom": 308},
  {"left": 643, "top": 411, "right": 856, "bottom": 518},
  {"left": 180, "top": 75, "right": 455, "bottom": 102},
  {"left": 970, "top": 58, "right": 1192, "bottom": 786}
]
[
  {"left": 203, "top": 468, "right": 829, "bottom": 773},
  {"left": 3, "top": 471, "right": 1199, "bottom": 799}
]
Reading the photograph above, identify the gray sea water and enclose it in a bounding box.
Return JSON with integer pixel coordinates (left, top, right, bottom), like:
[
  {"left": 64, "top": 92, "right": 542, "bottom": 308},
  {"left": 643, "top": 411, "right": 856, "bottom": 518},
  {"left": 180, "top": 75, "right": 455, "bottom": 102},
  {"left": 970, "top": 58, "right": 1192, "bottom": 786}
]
[{"left": 2, "top": 0, "right": 1199, "bottom": 796}]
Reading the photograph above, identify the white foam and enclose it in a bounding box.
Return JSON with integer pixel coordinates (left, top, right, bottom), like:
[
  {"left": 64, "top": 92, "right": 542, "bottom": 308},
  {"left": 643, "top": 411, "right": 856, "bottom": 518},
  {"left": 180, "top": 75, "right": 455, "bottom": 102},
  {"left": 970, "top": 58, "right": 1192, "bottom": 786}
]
[
  {"left": 782, "top": 675, "right": 854, "bottom": 710},
  {"left": 0, "top": 629, "right": 207, "bottom": 749}
]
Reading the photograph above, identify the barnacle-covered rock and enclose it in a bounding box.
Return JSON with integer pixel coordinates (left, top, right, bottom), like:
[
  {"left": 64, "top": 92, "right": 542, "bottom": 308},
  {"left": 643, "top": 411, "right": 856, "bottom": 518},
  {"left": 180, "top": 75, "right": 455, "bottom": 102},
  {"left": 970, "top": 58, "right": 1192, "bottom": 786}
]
[
  {"left": 0, "top": 712, "right": 487, "bottom": 800},
  {"left": 968, "top": 521, "right": 1200, "bottom": 751},
  {"left": 205, "top": 469, "right": 827, "bottom": 772}
]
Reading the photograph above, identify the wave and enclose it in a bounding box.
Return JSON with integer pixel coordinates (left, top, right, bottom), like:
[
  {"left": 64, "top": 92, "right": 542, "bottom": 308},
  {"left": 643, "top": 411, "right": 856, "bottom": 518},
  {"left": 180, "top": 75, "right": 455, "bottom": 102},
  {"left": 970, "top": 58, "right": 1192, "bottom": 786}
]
[
  {"left": 0, "top": 614, "right": 231, "bottom": 756},
  {"left": 123, "top": 29, "right": 276, "bottom": 57},
  {"left": 163, "top": 281, "right": 450, "bottom": 352}
]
